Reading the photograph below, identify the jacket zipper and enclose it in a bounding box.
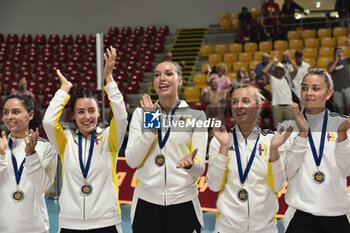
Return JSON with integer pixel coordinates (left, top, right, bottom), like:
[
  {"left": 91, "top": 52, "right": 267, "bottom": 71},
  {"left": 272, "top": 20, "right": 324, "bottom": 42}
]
[
  {"left": 163, "top": 112, "right": 168, "bottom": 206},
  {"left": 83, "top": 137, "right": 88, "bottom": 225}
]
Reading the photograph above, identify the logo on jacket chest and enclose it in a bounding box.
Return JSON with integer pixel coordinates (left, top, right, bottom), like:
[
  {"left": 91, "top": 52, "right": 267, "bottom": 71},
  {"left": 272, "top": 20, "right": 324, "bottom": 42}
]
[
  {"left": 94, "top": 135, "right": 102, "bottom": 145},
  {"left": 258, "top": 144, "right": 267, "bottom": 156}
]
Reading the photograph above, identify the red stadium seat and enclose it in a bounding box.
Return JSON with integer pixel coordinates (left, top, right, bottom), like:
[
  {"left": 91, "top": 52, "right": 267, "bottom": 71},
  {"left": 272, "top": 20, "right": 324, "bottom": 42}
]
[
  {"left": 20, "top": 34, "right": 33, "bottom": 45},
  {"left": 62, "top": 34, "right": 74, "bottom": 45},
  {"left": 7, "top": 81, "right": 19, "bottom": 95},
  {"left": 18, "top": 61, "right": 32, "bottom": 73},
  {"left": 48, "top": 34, "right": 60, "bottom": 45},
  {"left": 128, "top": 36, "right": 138, "bottom": 45},
  {"left": 153, "top": 43, "right": 164, "bottom": 53},
  {"left": 125, "top": 80, "right": 140, "bottom": 93},
  {"left": 88, "top": 35, "right": 96, "bottom": 44},
  {"left": 34, "top": 34, "right": 46, "bottom": 45},
  {"left": 34, "top": 61, "right": 47, "bottom": 73},
  {"left": 11, "top": 51, "right": 24, "bottom": 63},
  {"left": 139, "top": 43, "right": 151, "bottom": 53},
  {"left": 75, "top": 34, "right": 87, "bottom": 45},
  {"left": 27, "top": 52, "right": 39, "bottom": 63},
  {"left": 27, "top": 80, "right": 40, "bottom": 94},
  {"left": 1, "top": 70, "right": 15, "bottom": 84},
  {"left": 42, "top": 80, "right": 57, "bottom": 94},
  {"left": 146, "top": 25, "right": 157, "bottom": 34},
  {"left": 133, "top": 26, "right": 144, "bottom": 36},
  {"left": 141, "top": 60, "right": 153, "bottom": 72},
  {"left": 131, "top": 68, "right": 144, "bottom": 81},
  {"left": 103, "top": 34, "right": 112, "bottom": 46},
  {"left": 35, "top": 70, "right": 49, "bottom": 83},
  {"left": 0, "top": 34, "right": 4, "bottom": 43},
  {"left": 108, "top": 27, "right": 119, "bottom": 37},
  {"left": 41, "top": 93, "right": 54, "bottom": 108},
  {"left": 6, "top": 33, "right": 19, "bottom": 44},
  {"left": 68, "top": 69, "right": 81, "bottom": 83},
  {"left": 159, "top": 25, "right": 170, "bottom": 36},
  {"left": 126, "top": 60, "right": 138, "bottom": 73},
  {"left": 141, "top": 34, "right": 152, "bottom": 44},
  {"left": 121, "top": 26, "right": 132, "bottom": 36},
  {"left": 50, "top": 61, "right": 64, "bottom": 74}
]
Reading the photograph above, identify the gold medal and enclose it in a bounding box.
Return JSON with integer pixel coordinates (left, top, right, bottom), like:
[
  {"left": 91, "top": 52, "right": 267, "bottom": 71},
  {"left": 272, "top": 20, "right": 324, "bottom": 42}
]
[
  {"left": 237, "top": 188, "right": 248, "bottom": 202},
  {"left": 313, "top": 170, "right": 325, "bottom": 184},
  {"left": 155, "top": 154, "right": 165, "bottom": 167},
  {"left": 12, "top": 189, "right": 24, "bottom": 202},
  {"left": 81, "top": 183, "right": 93, "bottom": 196}
]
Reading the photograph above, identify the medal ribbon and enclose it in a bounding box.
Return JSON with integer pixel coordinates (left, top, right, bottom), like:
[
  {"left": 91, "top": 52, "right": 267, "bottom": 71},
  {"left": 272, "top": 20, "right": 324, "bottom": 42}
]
[
  {"left": 303, "top": 108, "right": 328, "bottom": 167},
  {"left": 78, "top": 131, "right": 96, "bottom": 179},
  {"left": 9, "top": 139, "right": 26, "bottom": 185},
  {"left": 232, "top": 126, "right": 260, "bottom": 185},
  {"left": 158, "top": 100, "right": 181, "bottom": 149}
]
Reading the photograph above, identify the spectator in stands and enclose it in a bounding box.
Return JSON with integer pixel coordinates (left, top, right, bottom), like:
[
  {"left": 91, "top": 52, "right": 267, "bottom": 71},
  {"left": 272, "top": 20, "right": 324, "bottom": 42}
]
[
  {"left": 164, "top": 51, "right": 186, "bottom": 71},
  {"left": 327, "top": 44, "right": 350, "bottom": 114},
  {"left": 10, "top": 78, "right": 35, "bottom": 99},
  {"left": 262, "top": 0, "right": 280, "bottom": 31},
  {"left": 207, "top": 64, "right": 231, "bottom": 91},
  {"left": 270, "top": 19, "right": 287, "bottom": 41},
  {"left": 249, "top": 20, "right": 268, "bottom": 42},
  {"left": 291, "top": 50, "right": 311, "bottom": 104},
  {"left": 262, "top": 55, "right": 298, "bottom": 129},
  {"left": 233, "top": 67, "right": 249, "bottom": 87},
  {"left": 255, "top": 53, "right": 274, "bottom": 81},
  {"left": 280, "top": 0, "right": 305, "bottom": 29},
  {"left": 281, "top": 51, "right": 302, "bottom": 104},
  {"left": 163, "top": 51, "right": 173, "bottom": 61},
  {"left": 238, "top": 7, "right": 252, "bottom": 28},
  {"left": 335, "top": 0, "right": 350, "bottom": 26},
  {"left": 200, "top": 78, "right": 226, "bottom": 126},
  {"left": 236, "top": 23, "right": 251, "bottom": 43}
]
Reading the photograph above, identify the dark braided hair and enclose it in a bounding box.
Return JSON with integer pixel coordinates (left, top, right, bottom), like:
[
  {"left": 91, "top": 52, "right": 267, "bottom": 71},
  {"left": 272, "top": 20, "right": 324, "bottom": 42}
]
[
  {"left": 70, "top": 88, "right": 98, "bottom": 112},
  {"left": 3, "top": 94, "right": 42, "bottom": 131}
]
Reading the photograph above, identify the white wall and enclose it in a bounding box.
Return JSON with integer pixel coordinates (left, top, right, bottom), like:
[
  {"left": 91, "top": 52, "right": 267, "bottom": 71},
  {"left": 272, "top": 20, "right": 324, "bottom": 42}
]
[{"left": 0, "top": 0, "right": 261, "bottom": 36}]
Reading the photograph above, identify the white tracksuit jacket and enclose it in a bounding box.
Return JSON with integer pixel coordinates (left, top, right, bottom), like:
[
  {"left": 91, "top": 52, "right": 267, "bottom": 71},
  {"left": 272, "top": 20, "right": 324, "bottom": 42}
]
[
  {"left": 43, "top": 81, "right": 127, "bottom": 230},
  {"left": 278, "top": 109, "right": 350, "bottom": 230},
  {"left": 125, "top": 100, "right": 208, "bottom": 227},
  {"left": 0, "top": 136, "right": 57, "bottom": 233},
  {"left": 207, "top": 125, "right": 286, "bottom": 233}
]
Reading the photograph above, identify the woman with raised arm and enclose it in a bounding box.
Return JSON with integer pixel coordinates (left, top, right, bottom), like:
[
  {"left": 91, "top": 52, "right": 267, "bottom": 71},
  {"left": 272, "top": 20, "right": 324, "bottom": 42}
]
[
  {"left": 207, "top": 84, "right": 292, "bottom": 233},
  {"left": 279, "top": 69, "right": 350, "bottom": 233},
  {"left": 43, "top": 46, "right": 127, "bottom": 233},
  {"left": 0, "top": 94, "right": 57, "bottom": 233},
  {"left": 125, "top": 61, "right": 208, "bottom": 233}
]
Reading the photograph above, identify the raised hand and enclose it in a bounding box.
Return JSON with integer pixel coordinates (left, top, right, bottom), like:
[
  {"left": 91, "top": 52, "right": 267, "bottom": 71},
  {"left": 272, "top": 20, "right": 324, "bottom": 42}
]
[
  {"left": 213, "top": 124, "right": 230, "bottom": 147},
  {"left": 292, "top": 103, "right": 309, "bottom": 138},
  {"left": 176, "top": 148, "right": 198, "bottom": 169},
  {"left": 57, "top": 69, "right": 73, "bottom": 93},
  {"left": 271, "top": 126, "right": 293, "bottom": 150},
  {"left": 24, "top": 128, "right": 39, "bottom": 156},
  {"left": 103, "top": 46, "right": 117, "bottom": 83},
  {"left": 337, "top": 115, "right": 350, "bottom": 142},
  {"left": 0, "top": 131, "right": 7, "bottom": 155},
  {"left": 140, "top": 94, "right": 159, "bottom": 112}
]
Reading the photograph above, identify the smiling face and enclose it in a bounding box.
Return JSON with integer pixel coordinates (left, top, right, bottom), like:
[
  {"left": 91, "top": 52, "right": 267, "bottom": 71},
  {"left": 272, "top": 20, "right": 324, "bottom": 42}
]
[
  {"left": 231, "top": 88, "right": 260, "bottom": 126},
  {"left": 72, "top": 98, "right": 100, "bottom": 138},
  {"left": 2, "top": 98, "right": 33, "bottom": 138},
  {"left": 153, "top": 62, "right": 182, "bottom": 99},
  {"left": 301, "top": 74, "right": 333, "bottom": 114}
]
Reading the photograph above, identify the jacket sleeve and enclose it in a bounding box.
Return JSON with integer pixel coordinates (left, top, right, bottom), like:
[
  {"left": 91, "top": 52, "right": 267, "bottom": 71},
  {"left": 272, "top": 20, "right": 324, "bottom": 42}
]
[
  {"left": 186, "top": 111, "right": 208, "bottom": 177},
  {"left": 206, "top": 137, "right": 230, "bottom": 192},
  {"left": 0, "top": 154, "right": 8, "bottom": 175},
  {"left": 104, "top": 81, "right": 128, "bottom": 155},
  {"left": 335, "top": 132, "right": 350, "bottom": 177},
  {"left": 24, "top": 141, "right": 57, "bottom": 193},
  {"left": 125, "top": 108, "right": 157, "bottom": 169},
  {"left": 278, "top": 122, "right": 308, "bottom": 179},
  {"left": 42, "top": 89, "right": 69, "bottom": 162},
  {"left": 268, "top": 156, "right": 286, "bottom": 192}
]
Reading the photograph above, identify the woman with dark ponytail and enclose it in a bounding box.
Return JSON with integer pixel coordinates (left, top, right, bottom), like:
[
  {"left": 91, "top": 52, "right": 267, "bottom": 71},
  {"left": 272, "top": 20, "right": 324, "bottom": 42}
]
[
  {"left": 279, "top": 69, "right": 350, "bottom": 232},
  {"left": 0, "top": 94, "right": 57, "bottom": 233},
  {"left": 43, "top": 46, "right": 127, "bottom": 232}
]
